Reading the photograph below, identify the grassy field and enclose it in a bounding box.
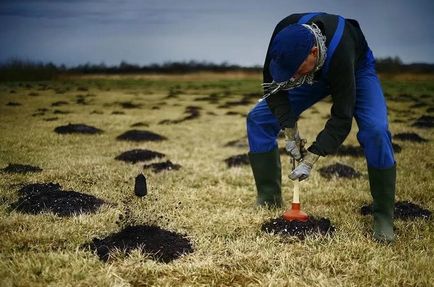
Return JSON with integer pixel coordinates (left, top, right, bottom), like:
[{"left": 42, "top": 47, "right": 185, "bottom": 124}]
[{"left": 0, "top": 72, "right": 433, "bottom": 286}]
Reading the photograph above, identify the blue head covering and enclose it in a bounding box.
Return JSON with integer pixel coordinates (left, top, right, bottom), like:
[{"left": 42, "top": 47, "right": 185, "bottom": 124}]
[{"left": 269, "top": 24, "right": 315, "bottom": 82}]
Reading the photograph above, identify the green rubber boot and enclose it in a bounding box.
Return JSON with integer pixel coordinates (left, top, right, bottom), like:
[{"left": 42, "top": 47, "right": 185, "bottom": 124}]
[
  {"left": 248, "top": 147, "right": 283, "bottom": 208},
  {"left": 368, "top": 164, "right": 396, "bottom": 243}
]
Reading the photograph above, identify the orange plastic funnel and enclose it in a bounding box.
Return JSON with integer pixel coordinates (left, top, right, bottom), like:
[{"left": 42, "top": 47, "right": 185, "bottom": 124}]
[{"left": 283, "top": 202, "right": 309, "bottom": 222}]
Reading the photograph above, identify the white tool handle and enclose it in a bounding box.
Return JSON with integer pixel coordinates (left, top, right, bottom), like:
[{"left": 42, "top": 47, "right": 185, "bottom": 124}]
[
  {"left": 293, "top": 180, "right": 300, "bottom": 203},
  {"left": 291, "top": 157, "right": 300, "bottom": 203}
]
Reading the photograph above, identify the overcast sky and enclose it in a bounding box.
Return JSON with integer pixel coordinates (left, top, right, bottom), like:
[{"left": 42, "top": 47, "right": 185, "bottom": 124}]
[{"left": 1, "top": 0, "right": 433, "bottom": 67}]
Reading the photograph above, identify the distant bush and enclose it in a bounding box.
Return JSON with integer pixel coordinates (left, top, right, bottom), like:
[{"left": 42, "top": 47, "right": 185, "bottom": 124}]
[
  {"left": 0, "top": 59, "right": 62, "bottom": 81},
  {"left": 0, "top": 57, "right": 433, "bottom": 81},
  {"left": 375, "top": 56, "right": 434, "bottom": 74}
]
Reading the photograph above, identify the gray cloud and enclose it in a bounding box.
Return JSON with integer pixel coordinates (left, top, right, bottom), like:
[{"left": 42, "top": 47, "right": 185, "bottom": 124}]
[{"left": 0, "top": 0, "right": 433, "bottom": 66}]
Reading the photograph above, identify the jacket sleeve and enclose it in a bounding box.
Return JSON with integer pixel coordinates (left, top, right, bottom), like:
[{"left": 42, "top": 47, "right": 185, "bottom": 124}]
[{"left": 308, "top": 41, "right": 357, "bottom": 156}]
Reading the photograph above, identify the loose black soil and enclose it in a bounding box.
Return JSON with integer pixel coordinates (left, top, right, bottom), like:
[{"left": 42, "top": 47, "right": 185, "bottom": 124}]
[
  {"left": 1, "top": 163, "right": 42, "bottom": 173},
  {"left": 6, "top": 102, "right": 21, "bottom": 106},
  {"left": 118, "top": 101, "right": 142, "bottom": 109},
  {"left": 76, "top": 95, "right": 90, "bottom": 105},
  {"left": 318, "top": 163, "right": 361, "bottom": 179},
  {"left": 335, "top": 145, "right": 365, "bottom": 157},
  {"left": 224, "top": 154, "right": 250, "bottom": 167},
  {"left": 44, "top": 117, "right": 58, "bottom": 121},
  {"left": 90, "top": 110, "right": 104, "bottom": 114},
  {"left": 51, "top": 101, "right": 69, "bottom": 107},
  {"left": 116, "top": 130, "right": 167, "bottom": 142},
  {"left": 336, "top": 143, "right": 402, "bottom": 157},
  {"left": 224, "top": 137, "right": 248, "bottom": 148},
  {"left": 394, "top": 132, "right": 428, "bottom": 142},
  {"left": 87, "top": 225, "right": 193, "bottom": 262},
  {"left": 54, "top": 123, "right": 103, "bottom": 134},
  {"left": 225, "top": 111, "right": 245, "bottom": 116},
  {"left": 143, "top": 160, "right": 182, "bottom": 173},
  {"left": 194, "top": 93, "right": 220, "bottom": 104},
  {"left": 409, "top": 102, "right": 428, "bottom": 108},
  {"left": 10, "top": 182, "right": 104, "bottom": 217},
  {"left": 159, "top": 106, "right": 201, "bottom": 125},
  {"left": 130, "top": 122, "right": 149, "bottom": 127},
  {"left": 261, "top": 217, "right": 335, "bottom": 240},
  {"left": 360, "top": 201, "right": 432, "bottom": 220},
  {"left": 115, "top": 149, "right": 165, "bottom": 164},
  {"left": 217, "top": 95, "right": 255, "bottom": 109},
  {"left": 53, "top": 109, "right": 71, "bottom": 114},
  {"left": 412, "top": 115, "right": 434, "bottom": 128}
]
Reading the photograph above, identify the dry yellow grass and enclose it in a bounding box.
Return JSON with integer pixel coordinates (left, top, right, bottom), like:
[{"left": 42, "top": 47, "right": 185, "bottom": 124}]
[{"left": 0, "top": 73, "right": 433, "bottom": 286}]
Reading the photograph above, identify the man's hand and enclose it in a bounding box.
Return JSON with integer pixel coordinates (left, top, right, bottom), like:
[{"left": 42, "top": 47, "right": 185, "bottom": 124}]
[
  {"left": 284, "top": 124, "right": 306, "bottom": 161},
  {"left": 289, "top": 151, "right": 320, "bottom": 181}
]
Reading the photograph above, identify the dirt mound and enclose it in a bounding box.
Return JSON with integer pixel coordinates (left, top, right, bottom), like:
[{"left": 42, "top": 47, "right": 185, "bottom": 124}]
[
  {"left": 217, "top": 95, "right": 255, "bottom": 109},
  {"left": 159, "top": 106, "right": 201, "bottom": 125},
  {"left": 336, "top": 145, "right": 365, "bottom": 157},
  {"left": 262, "top": 217, "right": 335, "bottom": 240},
  {"left": 130, "top": 122, "right": 149, "bottom": 127},
  {"left": 6, "top": 102, "right": 21, "bottom": 106},
  {"left": 53, "top": 109, "right": 71, "bottom": 114},
  {"left": 1, "top": 163, "right": 42, "bottom": 173},
  {"left": 116, "top": 130, "right": 167, "bottom": 142},
  {"left": 51, "top": 101, "right": 69, "bottom": 107},
  {"left": 54, "top": 123, "right": 103, "bottom": 134},
  {"left": 224, "top": 137, "right": 248, "bottom": 148},
  {"left": 44, "top": 117, "right": 58, "bottom": 121},
  {"left": 409, "top": 102, "right": 428, "bottom": 108},
  {"left": 224, "top": 154, "right": 250, "bottom": 167},
  {"left": 336, "top": 143, "right": 402, "bottom": 157},
  {"left": 115, "top": 149, "right": 165, "bottom": 164},
  {"left": 10, "top": 183, "right": 104, "bottom": 217},
  {"left": 412, "top": 115, "right": 434, "bottom": 128},
  {"left": 118, "top": 101, "right": 142, "bottom": 109},
  {"left": 360, "top": 201, "right": 432, "bottom": 220},
  {"left": 225, "top": 111, "right": 245, "bottom": 116},
  {"left": 318, "top": 163, "right": 361, "bottom": 179},
  {"left": 194, "top": 94, "right": 220, "bottom": 104},
  {"left": 87, "top": 225, "right": 193, "bottom": 262},
  {"left": 143, "top": 160, "right": 182, "bottom": 173},
  {"left": 394, "top": 132, "right": 427, "bottom": 142}
]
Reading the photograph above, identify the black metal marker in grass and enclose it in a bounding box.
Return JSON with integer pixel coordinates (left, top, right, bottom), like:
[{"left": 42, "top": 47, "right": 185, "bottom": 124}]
[
  {"left": 54, "top": 123, "right": 103, "bottom": 134},
  {"left": 134, "top": 174, "right": 147, "bottom": 197},
  {"left": 361, "top": 201, "right": 432, "bottom": 220},
  {"left": 262, "top": 217, "right": 335, "bottom": 240},
  {"left": 116, "top": 130, "right": 167, "bottom": 142},
  {"left": 10, "top": 183, "right": 104, "bottom": 217},
  {"left": 86, "top": 225, "right": 193, "bottom": 263}
]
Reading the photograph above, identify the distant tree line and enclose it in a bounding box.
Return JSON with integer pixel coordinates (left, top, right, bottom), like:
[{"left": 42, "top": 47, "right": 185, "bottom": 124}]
[{"left": 1, "top": 57, "right": 433, "bottom": 81}]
